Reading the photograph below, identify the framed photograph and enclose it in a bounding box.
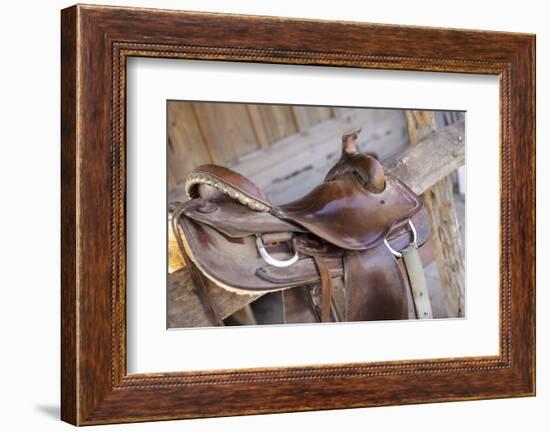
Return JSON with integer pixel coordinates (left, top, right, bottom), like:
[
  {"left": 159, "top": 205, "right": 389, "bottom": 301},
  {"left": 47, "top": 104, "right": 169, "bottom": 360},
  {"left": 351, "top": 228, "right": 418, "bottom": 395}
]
[{"left": 61, "top": 4, "right": 535, "bottom": 425}]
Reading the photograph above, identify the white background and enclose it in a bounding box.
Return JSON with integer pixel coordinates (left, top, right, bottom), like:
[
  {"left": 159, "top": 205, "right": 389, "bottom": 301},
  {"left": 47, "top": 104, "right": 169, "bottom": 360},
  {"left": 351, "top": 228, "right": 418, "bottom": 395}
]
[
  {"left": 0, "top": 0, "right": 546, "bottom": 430},
  {"left": 127, "top": 59, "right": 500, "bottom": 373}
]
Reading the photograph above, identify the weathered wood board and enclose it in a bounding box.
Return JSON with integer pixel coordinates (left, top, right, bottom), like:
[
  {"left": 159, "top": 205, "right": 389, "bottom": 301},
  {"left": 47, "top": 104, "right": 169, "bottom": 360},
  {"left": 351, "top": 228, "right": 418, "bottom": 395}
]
[
  {"left": 385, "top": 119, "right": 465, "bottom": 195},
  {"left": 404, "top": 111, "right": 465, "bottom": 318},
  {"left": 167, "top": 102, "right": 345, "bottom": 188},
  {"left": 167, "top": 103, "right": 211, "bottom": 188},
  {"left": 168, "top": 268, "right": 263, "bottom": 328}
]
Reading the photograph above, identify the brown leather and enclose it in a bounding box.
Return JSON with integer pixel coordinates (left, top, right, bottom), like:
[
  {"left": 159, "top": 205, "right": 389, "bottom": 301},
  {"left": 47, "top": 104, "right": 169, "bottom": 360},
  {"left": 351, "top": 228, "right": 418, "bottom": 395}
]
[
  {"left": 325, "top": 128, "right": 385, "bottom": 193},
  {"left": 178, "top": 215, "right": 300, "bottom": 291},
  {"left": 325, "top": 152, "right": 386, "bottom": 194},
  {"left": 171, "top": 205, "right": 224, "bottom": 325},
  {"left": 256, "top": 256, "right": 344, "bottom": 284},
  {"left": 313, "top": 255, "right": 333, "bottom": 322},
  {"left": 189, "top": 164, "right": 272, "bottom": 207},
  {"left": 344, "top": 243, "right": 409, "bottom": 321},
  {"left": 277, "top": 173, "right": 420, "bottom": 250},
  {"left": 183, "top": 199, "right": 303, "bottom": 238}
]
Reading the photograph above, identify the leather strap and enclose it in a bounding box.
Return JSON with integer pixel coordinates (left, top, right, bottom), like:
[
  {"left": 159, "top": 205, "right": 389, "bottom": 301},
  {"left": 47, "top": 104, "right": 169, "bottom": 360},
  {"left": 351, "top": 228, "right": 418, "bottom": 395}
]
[
  {"left": 312, "top": 255, "right": 332, "bottom": 323},
  {"left": 256, "top": 256, "right": 343, "bottom": 284},
  {"left": 344, "top": 243, "right": 409, "bottom": 321},
  {"left": 402, "top": 245, "right": 433, "bottom": 319},
  {"left": 171, "top": 204, "right": 225, "bottom": 326}
]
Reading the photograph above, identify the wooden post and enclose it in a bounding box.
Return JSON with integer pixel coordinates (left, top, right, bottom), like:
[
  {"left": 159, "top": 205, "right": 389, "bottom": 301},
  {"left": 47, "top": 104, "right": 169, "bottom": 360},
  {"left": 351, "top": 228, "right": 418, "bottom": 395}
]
[
  {"left": 167, "top": 268, "right": 262, "bottom": 328},
  {"left": 405, "top": 111, "right": 465, "bottom": 318}
]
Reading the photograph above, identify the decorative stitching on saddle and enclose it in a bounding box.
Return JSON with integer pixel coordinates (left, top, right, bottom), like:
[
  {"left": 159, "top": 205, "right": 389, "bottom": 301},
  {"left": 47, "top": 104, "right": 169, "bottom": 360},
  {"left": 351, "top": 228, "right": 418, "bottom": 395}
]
[{"left": 110, "top": 42, "right": 512, "bottom": 387}]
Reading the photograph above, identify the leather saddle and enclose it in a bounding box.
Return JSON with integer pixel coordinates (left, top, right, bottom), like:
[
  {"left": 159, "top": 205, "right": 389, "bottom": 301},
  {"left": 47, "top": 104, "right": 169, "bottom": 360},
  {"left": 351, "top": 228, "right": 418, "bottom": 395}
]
[{"left": 171, "top": 129, "right": 430, "bottom": 324}]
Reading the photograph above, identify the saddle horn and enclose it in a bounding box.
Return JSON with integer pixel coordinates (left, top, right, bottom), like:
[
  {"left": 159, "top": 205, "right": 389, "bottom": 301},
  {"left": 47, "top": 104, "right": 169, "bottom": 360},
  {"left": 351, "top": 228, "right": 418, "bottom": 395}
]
[
  {"left": 342, "top": 128, "right": 362, "bottom": 154},
  {"left": 326, "top": 129, "right": 386, "bottom": 194}
]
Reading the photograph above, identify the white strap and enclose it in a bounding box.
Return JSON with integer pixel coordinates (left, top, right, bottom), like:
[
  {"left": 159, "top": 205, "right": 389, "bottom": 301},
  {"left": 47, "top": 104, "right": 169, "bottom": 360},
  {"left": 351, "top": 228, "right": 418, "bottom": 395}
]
[{"left": 402, "top": 245, "right": 433, "bottom": 319}]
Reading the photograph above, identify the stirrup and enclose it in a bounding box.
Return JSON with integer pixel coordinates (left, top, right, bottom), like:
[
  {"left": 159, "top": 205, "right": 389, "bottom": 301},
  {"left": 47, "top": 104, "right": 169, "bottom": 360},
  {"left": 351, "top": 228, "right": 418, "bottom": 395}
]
[
  {"left": 384, "top": 219, "right": 418, "bottom": 258},
  {"left": 256, "top": 236, "right": 299, "bottom": 268}
]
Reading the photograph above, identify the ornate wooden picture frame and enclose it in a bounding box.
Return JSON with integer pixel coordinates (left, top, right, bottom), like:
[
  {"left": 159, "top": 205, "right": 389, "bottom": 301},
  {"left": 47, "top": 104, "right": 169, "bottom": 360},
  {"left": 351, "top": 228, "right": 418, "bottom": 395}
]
[{"left": 61, "top": 4, "right": 535, "bottom": 425}]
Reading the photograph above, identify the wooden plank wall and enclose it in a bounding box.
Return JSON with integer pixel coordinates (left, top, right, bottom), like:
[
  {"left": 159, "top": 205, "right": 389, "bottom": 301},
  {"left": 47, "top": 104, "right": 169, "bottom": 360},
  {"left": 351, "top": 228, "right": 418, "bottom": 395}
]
[{"left": 167, "top": 102, "right": 334, "bottom": 192}]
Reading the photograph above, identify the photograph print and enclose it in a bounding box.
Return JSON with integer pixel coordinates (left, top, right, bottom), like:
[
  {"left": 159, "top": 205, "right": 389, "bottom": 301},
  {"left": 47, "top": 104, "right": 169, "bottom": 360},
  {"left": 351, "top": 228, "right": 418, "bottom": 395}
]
[{"left": 167, "top": 101, "right": 465, "bottom": 328}]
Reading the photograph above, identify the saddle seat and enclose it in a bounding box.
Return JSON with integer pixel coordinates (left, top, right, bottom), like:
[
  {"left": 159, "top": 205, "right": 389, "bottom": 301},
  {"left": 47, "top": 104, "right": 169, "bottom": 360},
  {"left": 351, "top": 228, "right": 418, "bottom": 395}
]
[{"left": 276, "top": 172, "right": 420, "bottom": 250}]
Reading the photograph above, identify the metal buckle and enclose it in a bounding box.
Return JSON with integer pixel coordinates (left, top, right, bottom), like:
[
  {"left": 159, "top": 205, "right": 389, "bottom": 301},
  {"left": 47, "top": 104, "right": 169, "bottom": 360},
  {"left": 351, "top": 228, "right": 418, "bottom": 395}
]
[
  {"left": 256, "top": 235, "right": 299, "bottom": 268},
  {"left": 384, "top": 219, "right": 418, "bottom": 258}
]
